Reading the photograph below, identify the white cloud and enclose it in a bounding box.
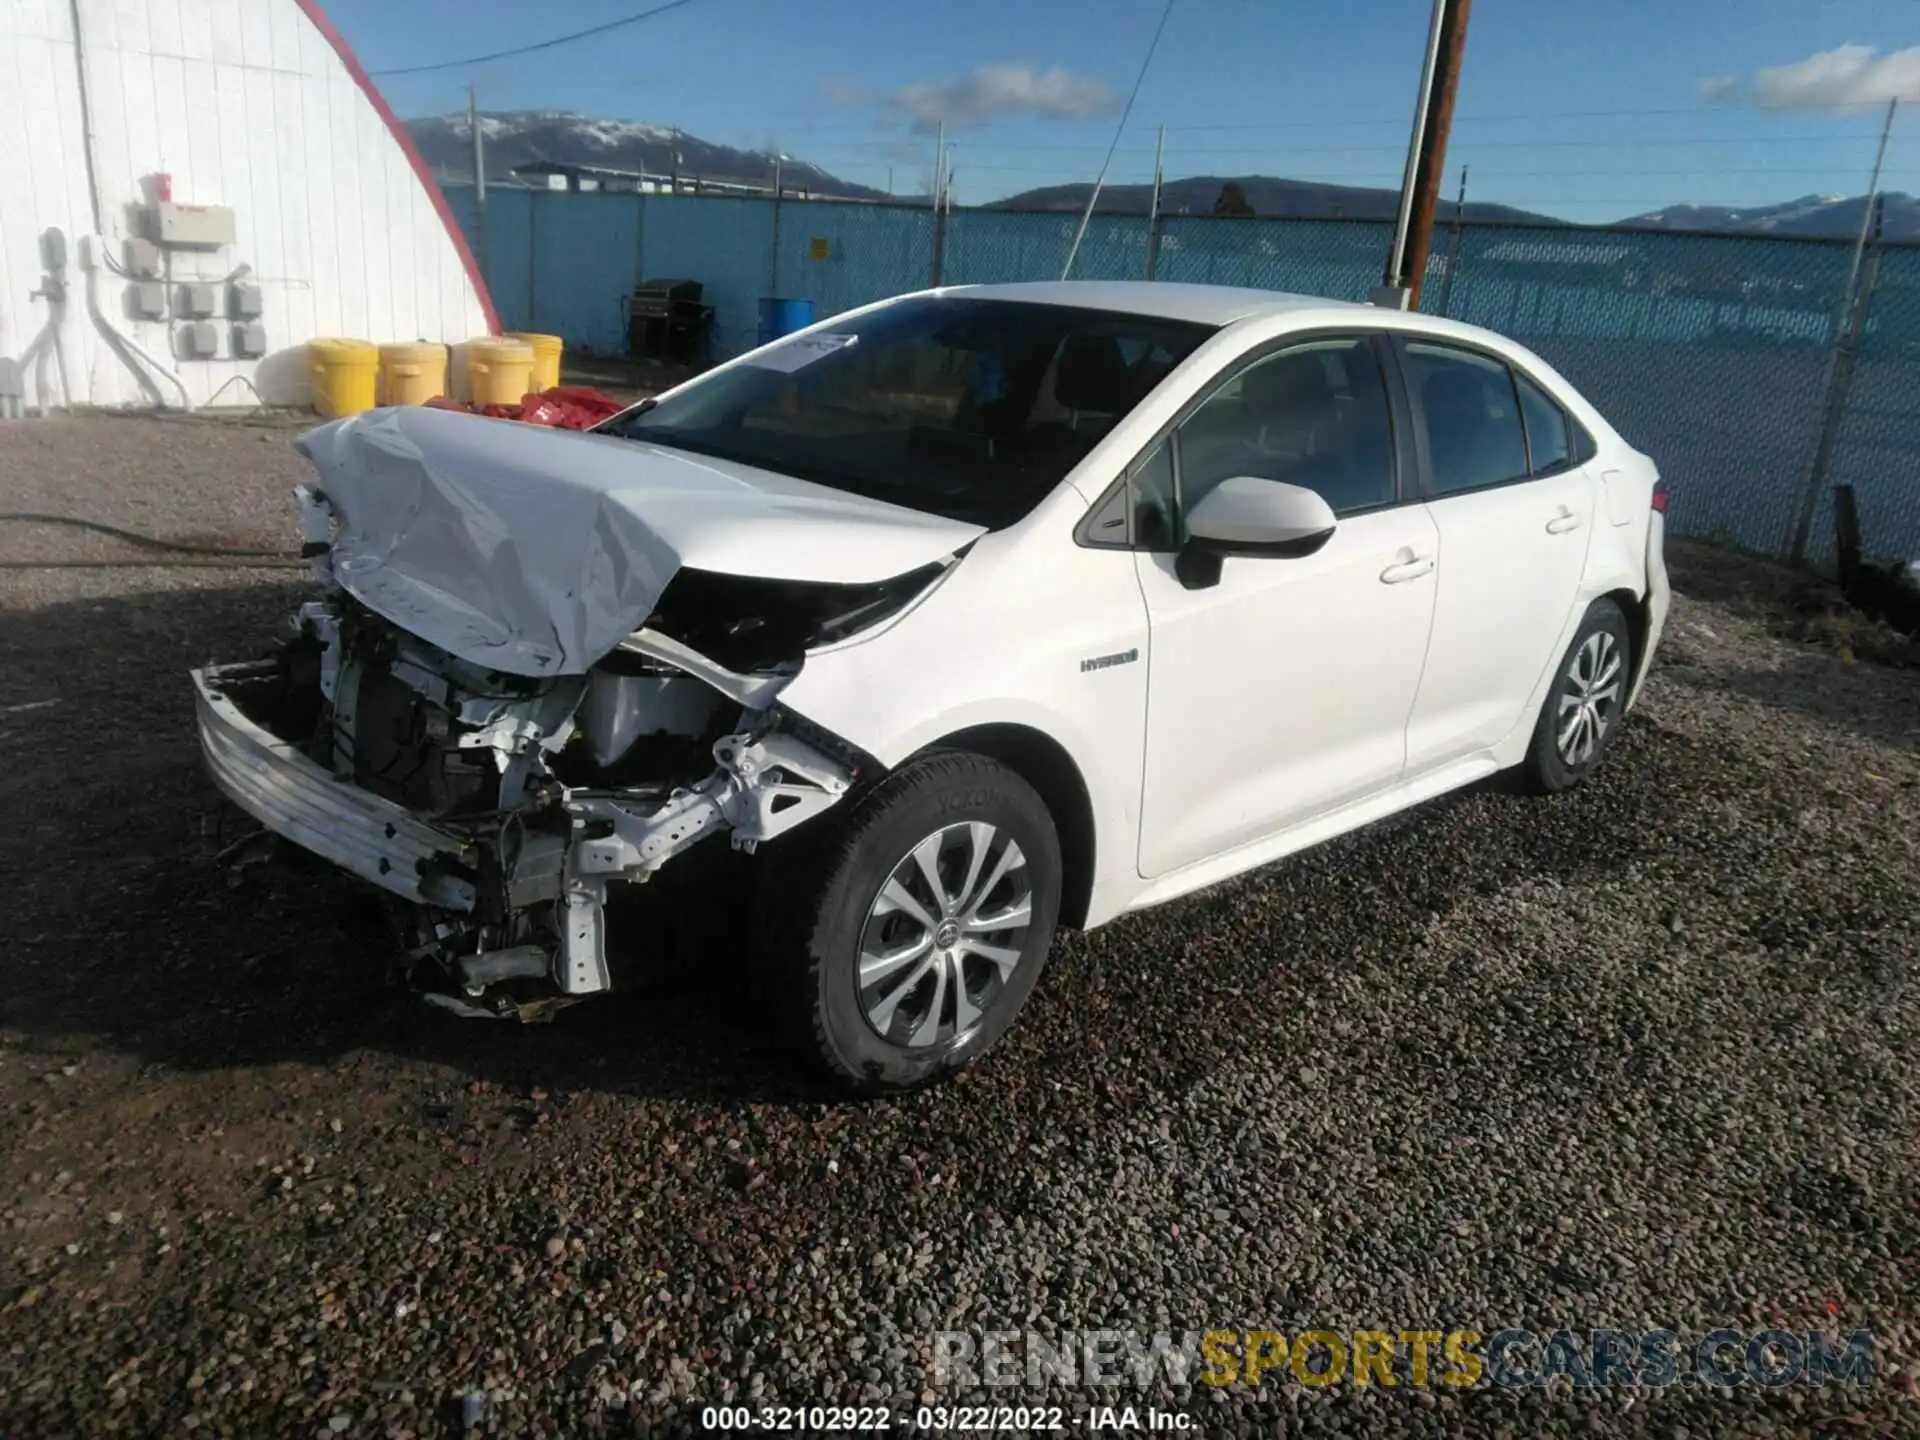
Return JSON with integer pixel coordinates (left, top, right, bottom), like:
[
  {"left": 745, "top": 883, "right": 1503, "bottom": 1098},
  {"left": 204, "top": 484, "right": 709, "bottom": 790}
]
[
  {"left": 1702, "top": 43, "right": 1920, "bottom": 108},
  {"left": 884, "top": 64, "right": 1119, "bottom": 133},
  {"left": 819, "top": 76, "right": 871, "bottom": 109}
]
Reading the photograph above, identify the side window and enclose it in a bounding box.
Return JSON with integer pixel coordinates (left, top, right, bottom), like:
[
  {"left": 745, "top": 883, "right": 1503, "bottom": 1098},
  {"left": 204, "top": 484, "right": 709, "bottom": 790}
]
[
  {"left": 1078, "top": 440, "right": 1175, "bottom": 550},
  {"left": 1570, "top": 419, "right": 1598, "bottom": 465},
  {"left": 1174, "top": 337, "right": 1397, "bottom": 528},
  {"left": 1515, "top": 374, "right": 1571, "bottom": 475},
  {"left": 1131, "top": 441, "right": 1177, "bottom": 550},
  {"left": 1400, "top": 342, "right": 1529, "bottom": 497}
]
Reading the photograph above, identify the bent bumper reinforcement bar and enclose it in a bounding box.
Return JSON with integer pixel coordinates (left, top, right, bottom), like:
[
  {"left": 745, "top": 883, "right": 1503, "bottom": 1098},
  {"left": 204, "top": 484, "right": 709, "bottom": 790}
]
[{"left": 192, "top": 661, "right": 479, "bottom": 911}]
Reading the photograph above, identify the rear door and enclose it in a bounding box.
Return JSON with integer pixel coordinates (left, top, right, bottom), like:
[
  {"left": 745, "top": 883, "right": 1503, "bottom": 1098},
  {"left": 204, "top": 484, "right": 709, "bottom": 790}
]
[{"left": 1394, "top": 339, "right": 1597, "bottom": 774}]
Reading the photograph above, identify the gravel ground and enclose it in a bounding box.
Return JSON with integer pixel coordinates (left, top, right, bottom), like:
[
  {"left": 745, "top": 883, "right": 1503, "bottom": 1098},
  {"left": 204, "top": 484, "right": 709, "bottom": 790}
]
[{"left": 2, "top": 415, "right": 1918, "bottom": 1439}]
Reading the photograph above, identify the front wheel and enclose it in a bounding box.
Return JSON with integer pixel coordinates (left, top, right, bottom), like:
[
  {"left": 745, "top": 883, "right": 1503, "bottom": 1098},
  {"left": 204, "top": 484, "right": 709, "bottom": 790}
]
[
  {"left": 757, "top": 751, "right": 1062, "bottom": 1093},
  {"left": 1521, "top": 598, "right": 1632, "bottom": 793}
]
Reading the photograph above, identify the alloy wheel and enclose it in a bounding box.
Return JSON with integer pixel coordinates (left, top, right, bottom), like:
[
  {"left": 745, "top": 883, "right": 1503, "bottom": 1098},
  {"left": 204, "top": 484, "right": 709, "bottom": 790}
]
[
  {"left": 856, "top": 821, "right": 1033, "bottom": 1049},
  {"left": 1556, "top": 629, "right": 1623, "bottom": 767}
]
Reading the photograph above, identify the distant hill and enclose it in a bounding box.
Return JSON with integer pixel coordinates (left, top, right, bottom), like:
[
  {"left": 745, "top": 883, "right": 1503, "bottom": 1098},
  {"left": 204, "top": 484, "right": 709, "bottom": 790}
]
[
  {"left": 405, "top": 115, "right": 1920, "bottom": 243},
  {"left": 996, "top": 176, "right": 1920, "bottom": 242},
  {"left": 1618, "top": 192, "right": 1920, "bottom": 243},
  {"left": 405, "top": 110, "right": 888, "bottom": 201},
  {"left": 990, "top": 174, "right": 1561, "bottom": 225}
]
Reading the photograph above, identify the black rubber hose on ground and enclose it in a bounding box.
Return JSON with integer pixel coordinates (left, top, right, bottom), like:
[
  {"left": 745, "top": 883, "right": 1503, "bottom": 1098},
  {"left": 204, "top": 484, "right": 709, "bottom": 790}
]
[{"left": 0, "top": 510, "right": 305, "bottom": 567}]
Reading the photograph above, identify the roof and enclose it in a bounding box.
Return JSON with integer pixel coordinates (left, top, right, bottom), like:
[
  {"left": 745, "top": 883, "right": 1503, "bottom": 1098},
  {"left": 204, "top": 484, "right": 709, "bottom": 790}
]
[
  {"left": 929, "top": 281, "right": 1559, "bottom": 377},
  {"left": 946, "top": 280, "right": 1358, "bottom": 327}
]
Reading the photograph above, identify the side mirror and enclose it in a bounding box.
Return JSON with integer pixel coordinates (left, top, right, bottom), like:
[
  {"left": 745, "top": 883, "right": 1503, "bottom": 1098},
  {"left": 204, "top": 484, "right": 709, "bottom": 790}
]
[
  {"left": 1167, "top": 480, "right": 1336, "bottom": 591},
  {"left": 1186, "top": 476, "right": 1337, "bottom": 557},
  {"left": 1175, "top": 477, "right": 1336, "bottom": 588}
]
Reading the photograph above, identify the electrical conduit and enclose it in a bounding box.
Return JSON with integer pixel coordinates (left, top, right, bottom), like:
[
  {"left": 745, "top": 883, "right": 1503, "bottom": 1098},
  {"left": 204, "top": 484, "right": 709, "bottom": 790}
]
[{"left": 67, "top": 0, "right": 194, "bottom": 411}]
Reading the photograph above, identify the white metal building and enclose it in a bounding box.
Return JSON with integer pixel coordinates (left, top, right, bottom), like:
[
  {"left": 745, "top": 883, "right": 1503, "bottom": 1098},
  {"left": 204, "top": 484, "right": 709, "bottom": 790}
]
[{"left": 0, "top": 0, "right": 497, "bottom": 411}]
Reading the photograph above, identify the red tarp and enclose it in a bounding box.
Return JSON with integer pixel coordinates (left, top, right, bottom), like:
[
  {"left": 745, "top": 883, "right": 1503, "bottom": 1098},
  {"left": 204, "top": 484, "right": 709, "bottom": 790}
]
[{"left": 424, "top": 386, "right": 627, "bottom": 430}]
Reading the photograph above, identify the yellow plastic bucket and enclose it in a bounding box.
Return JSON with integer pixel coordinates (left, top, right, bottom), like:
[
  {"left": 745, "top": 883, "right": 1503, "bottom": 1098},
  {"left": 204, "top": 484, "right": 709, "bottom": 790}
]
[
  {"left": 377, "top": 342, "right": 449, "bottom": 406},
  {"left": 508, "top": 332, "right": 564, "bottom": 393},
  {"left": 465, "top": 337, "right": 536, "bottom": 406},
  {"left": 308, "top": 338, "right": 379, "bottom": 417}
]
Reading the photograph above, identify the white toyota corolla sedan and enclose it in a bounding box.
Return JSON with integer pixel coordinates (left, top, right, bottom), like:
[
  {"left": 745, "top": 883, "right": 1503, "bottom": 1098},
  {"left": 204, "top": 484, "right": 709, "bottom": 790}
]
[{"left": 193, "top": 281, "right": 1669, "bottom": 1090}]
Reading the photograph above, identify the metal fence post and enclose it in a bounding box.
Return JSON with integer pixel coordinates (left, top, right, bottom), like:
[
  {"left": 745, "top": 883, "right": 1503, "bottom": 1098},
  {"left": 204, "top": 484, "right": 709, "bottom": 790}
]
[
  {"left": 929, "top": 192, "right": 948, "bottom": 288},
  {"left": 469, "top": 85, "right": 489, "bottom": 301},
  {"left": 1144, "top": 126, "right": 1165, "bottom": 281},
  {"left": 768, "top": 160, "right": 783, "bottom": 296},
  {"left": 929, "top": 125, "right": 948, "bottom": 287},
  {"left": 1790, "top": 197, "right": 1885, "bottom": 563},
  {"left": 1434, "top": 165, "right": 1467, "bottom": 316}
]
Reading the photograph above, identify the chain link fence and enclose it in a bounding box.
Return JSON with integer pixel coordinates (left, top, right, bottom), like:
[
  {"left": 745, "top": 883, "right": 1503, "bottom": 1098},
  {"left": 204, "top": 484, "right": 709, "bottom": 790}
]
[{"left": 444, "top": 183, "right": 1920, "bottom": 564}]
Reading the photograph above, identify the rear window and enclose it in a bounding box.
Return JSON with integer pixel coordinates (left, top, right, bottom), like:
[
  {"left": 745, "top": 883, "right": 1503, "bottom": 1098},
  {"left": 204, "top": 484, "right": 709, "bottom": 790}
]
[
  {"left": 1400, "top": 341, "right": 1529, "bottom": 496},
  {"left": 1515, "top": 374, "right": 1571, "bottom": 475}
]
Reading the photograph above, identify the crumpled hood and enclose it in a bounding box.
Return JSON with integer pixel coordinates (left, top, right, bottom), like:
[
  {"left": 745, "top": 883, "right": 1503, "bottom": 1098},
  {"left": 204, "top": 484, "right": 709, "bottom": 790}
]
[{"left": 296, "top": 405, "right": 984, "bottom": 677}]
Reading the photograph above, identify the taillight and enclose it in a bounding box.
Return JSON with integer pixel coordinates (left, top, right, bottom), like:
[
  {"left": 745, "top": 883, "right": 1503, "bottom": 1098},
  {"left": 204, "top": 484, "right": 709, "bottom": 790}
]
[{"left": 1650, "top": 479, "right": 1669, "bottom": 514}]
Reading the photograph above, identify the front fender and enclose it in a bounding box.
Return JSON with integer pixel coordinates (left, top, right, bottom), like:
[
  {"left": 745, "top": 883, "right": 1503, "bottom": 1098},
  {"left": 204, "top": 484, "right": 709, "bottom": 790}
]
[{"left": 775, "top": 505, "right": 1149, "bottom": 926}]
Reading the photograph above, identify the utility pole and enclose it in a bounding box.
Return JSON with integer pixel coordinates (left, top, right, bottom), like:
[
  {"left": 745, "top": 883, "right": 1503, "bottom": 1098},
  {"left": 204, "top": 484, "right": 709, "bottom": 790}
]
[
  {"left": 1377, "top": 0, "right": 1471, "bottom": 309},
  {"left": 670, "top": 127, "right": 681, "bottom": 193},
  {"left": 1144, "top": 124, "right": 1166, "bottom": 281}
]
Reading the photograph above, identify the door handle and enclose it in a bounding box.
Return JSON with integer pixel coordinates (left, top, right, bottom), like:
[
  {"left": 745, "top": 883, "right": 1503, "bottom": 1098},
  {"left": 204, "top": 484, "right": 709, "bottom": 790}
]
[
  {"left": 1379, "top": 554, "right": 1435, "bottom": 584},
  {"left": 1546, "top": 509, "right": 1583, "bottom": 535}
]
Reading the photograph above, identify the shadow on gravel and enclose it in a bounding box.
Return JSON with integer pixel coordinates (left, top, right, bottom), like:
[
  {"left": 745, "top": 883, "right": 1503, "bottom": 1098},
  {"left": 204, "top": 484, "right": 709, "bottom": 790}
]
[
  {"left": 0, "top": 582, "right": 838, "bottom": 1107},
  {"left": 1656, "top": 651, "right": 1920, "bottom": 748},
  {"left": 1, "top": 580, "right": 1712, "bottom": 1118}
]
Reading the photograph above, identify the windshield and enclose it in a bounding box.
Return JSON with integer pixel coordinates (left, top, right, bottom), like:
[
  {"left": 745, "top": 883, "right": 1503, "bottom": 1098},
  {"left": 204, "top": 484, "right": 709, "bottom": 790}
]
[{"left": 598, "top": 296, "right": 1215, "bottom": 528}]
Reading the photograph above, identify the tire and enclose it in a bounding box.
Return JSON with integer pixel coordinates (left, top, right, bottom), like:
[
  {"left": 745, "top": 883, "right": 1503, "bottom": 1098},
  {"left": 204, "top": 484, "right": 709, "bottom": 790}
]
[
  {"left": 1522, "top": 597, "right": 1633, "bottom": 793},
  {"left": 755, "top": 751, "right": 1062, "bottom": 1093}
]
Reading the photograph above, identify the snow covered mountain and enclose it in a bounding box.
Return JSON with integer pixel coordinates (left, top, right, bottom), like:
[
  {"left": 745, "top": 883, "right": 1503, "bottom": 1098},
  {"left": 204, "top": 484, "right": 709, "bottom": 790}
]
[
  {"left": 404, "top": 112, "right": 1920, "bottom": 241},
  {"left": 1620, "top": 192, "right": 1920, "bottom": 242},
  {"left": 405, "top": 110, "right": 886, "bottom": 200}
]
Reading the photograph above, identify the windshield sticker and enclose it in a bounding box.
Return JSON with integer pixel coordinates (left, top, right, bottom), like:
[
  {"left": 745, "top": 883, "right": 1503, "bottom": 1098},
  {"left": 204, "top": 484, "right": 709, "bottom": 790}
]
[{"left": 748, "top": 333, "right": 859, "bottom": 373}]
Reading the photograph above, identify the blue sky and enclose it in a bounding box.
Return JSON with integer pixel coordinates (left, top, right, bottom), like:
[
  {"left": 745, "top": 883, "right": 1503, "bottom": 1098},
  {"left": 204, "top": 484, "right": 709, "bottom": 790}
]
[{"left": 328, "top": 0, "right": 1920, "bottom": 221}]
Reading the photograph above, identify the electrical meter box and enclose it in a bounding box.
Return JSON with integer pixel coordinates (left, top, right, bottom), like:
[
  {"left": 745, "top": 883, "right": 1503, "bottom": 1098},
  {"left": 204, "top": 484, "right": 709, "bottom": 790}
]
[
  {"left": 181, "top": 282, "right": 218, "bottom": 317},
  {"left": 178, "top": 321, "right": 220, "bottom": 358},
  {"left": 133, "top": 281, "right": 167, "bottom": 319},
  {"left": 230, "top": 281, "right": 263, "bottom": 319},
  {"left": 125, "top": 237, "right": 163, "bottom": 278},
  {"left": 233, "top": 322, "right": 268, "bottom": 358},
  {"left": 153, "top": 202, "right": 236, "bottom": 248}
]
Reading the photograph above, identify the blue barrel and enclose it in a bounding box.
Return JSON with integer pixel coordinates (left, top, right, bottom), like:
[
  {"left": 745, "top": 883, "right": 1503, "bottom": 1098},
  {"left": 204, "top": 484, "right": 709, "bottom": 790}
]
[{"left": 757, "top": 297, "right": 815, "bottom": 347}]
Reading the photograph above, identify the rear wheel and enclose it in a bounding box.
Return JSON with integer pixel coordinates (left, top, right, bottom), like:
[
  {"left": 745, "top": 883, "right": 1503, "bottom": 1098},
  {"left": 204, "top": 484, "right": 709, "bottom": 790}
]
[
  {"left": 757, "top": 751, "right": 1061, "bottom": 1092},
  {"left": 1522, "top": 598, "right": 1632, "bottom": 793}
]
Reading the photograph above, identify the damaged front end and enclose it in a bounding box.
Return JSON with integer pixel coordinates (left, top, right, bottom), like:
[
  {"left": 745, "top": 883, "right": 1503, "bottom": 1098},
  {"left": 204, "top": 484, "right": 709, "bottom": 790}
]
[{"left": 192, "top": 481, "right": 943, "bottom": 1019}]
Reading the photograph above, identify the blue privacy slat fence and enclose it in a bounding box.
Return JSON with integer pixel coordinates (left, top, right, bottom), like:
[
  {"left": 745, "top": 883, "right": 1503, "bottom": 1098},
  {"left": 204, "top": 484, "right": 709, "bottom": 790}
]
[{"left": 442, "top": 185, "right": 1920, "bottom": 564}]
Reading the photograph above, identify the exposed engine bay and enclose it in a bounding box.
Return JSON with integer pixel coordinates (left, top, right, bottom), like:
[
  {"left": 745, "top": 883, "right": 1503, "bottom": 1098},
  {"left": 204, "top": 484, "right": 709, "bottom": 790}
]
[{"left": 192, "top": 479, "right": 952, "bottom": 1020}]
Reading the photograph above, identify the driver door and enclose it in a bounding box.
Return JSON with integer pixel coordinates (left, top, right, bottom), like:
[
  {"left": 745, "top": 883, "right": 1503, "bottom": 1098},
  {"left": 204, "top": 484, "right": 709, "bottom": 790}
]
[{"left": 1133, "top": 334, "right": 1439, "bottom": 879}]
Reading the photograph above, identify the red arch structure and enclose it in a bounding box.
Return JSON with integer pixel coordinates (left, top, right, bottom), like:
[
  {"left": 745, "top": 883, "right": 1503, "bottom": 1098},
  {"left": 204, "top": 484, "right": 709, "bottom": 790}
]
[{"left": 294, "top": 0, "right": 501, "bottom": 335}]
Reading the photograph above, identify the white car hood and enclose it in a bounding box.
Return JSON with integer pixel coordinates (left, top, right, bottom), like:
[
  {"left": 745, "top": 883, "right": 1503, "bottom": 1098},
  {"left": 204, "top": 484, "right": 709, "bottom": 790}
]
[{"left": 296, "top": 406, "right": 985, "bottom": 677}]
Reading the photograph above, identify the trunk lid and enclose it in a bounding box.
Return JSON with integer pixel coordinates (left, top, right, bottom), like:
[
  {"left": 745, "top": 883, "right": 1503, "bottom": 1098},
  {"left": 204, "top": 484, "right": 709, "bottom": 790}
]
[{"left": 297, "top": 405, "right": 984, "bottom": 677}]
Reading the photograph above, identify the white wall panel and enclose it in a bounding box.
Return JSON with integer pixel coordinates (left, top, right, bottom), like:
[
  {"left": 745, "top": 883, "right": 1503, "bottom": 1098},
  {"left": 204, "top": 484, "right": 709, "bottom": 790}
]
[{"left": 0, "top": 0, "right": 494, "bottom": 410}]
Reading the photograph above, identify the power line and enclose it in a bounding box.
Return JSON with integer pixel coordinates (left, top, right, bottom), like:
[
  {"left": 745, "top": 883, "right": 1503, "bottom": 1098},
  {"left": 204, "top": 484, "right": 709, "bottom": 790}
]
[
  {"left": 1164, "top": 99, "right": 1914, "bottom": 130},
  {"left": 370, "top": 0, "right": 704, "bottom": 77},
  {"left": 768, "top": 131, "right": 1886, "bottom": 159},
  {"left": 1062, "top": 0, "right": 1177, "bottom": 278},
  {"left": 762, "top": 99, "right": 1906, "bottom": 139}
]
